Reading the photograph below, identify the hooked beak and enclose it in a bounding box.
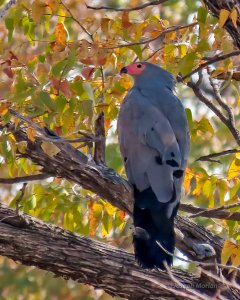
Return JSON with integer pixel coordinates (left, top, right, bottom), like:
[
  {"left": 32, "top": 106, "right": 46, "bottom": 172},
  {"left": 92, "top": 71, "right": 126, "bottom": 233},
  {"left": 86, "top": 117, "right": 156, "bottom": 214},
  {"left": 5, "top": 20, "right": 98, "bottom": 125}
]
[{"left": 120, "top": 67, "right": 128, "bottom": 74}]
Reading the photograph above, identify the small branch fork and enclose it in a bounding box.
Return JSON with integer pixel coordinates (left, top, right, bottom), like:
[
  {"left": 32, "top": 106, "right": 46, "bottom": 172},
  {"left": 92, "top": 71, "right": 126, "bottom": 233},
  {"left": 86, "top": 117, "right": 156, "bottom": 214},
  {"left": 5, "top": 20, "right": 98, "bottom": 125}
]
[{"left": 187, "top": 80, "right": 240, "bottom": 146}]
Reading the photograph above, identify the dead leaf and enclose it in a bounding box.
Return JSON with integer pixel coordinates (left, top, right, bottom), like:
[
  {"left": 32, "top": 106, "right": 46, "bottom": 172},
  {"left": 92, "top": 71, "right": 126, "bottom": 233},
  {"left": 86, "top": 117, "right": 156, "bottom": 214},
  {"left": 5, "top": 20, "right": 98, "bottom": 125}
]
[{"left": 41, "top": 141, "right": 60, "bottom": 157}]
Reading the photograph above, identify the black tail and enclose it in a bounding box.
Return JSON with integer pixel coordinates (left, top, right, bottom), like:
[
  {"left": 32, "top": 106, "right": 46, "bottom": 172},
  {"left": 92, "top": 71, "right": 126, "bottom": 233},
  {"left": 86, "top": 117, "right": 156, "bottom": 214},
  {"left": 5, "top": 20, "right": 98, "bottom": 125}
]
[{"left": 133, "top": 186, "right": 178, "bottom": 269}]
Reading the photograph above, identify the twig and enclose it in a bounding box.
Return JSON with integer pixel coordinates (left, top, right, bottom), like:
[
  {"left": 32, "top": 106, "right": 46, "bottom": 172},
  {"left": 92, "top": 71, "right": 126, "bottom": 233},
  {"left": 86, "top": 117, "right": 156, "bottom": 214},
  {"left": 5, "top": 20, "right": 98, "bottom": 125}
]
[
  {"left": 0, "top": 174, "right": 51, "bottom": 184},
  {"left": 132, "top": 271, "right": 205, "bottom": 300},
  {"left": 164, "top": 263, "right": 211, "bottom": 300},
  {"left": 187, "top": 202, "right": 240, "bottom": 220},
  {"left": 61, "top": 1, "right": 93, "bottom": 40},
  {"left": 93, "top": 112, "right": 106, "bottom": 165},
  {"left": 8, "top": 108, "right": 100, "bottom": 145},
  {"left": 196, "top": 149, "right": 240, "bottom": 162},
  {"left": 86, "top": 0, "right": 168, "bottom": 12},
  {"left": 187, "top": 81, "right": 240, "bottom": 145},
  {"left": 104, "top": 22, "right": 197, "bottom": 49},
  {"left": 0, "top": 0, "right": 17, "bottom": 18},
  {"left": 200, "top": 269, "right": 240, "bottom": 292},
  {"left": 207, "top": 66, "right": 237, "bottom": 134},
  {"left": 179, "top": 50, "right": 240, "bottom": 81},
  {"left": 15, "top": 183, "right": 27, "bottom": 215},
  {"left": 156, "top": 240, "right": 240, "bottom": 274}
]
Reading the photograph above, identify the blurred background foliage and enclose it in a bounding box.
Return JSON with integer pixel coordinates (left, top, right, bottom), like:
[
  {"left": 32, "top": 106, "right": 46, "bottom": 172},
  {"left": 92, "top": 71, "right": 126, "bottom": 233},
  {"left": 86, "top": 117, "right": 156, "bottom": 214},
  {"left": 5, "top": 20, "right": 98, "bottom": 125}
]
[{"left": 0, "top": 0, "right": 239, "bottom": 298}]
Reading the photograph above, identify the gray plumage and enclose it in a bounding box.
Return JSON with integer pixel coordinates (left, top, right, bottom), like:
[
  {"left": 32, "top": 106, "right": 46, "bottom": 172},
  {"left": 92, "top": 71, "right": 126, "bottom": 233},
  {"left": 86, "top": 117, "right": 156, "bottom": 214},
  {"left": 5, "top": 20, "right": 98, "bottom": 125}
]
[{"left": 117, "top": 62, "right": 190, "bottom": 268}]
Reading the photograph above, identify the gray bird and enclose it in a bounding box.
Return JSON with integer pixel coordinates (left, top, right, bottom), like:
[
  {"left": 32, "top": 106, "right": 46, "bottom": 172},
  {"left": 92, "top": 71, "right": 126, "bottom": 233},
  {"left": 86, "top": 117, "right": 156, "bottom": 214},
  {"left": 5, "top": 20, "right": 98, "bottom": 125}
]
[{"left": 117, "top": 62, "right": 190, "bottom": 269}]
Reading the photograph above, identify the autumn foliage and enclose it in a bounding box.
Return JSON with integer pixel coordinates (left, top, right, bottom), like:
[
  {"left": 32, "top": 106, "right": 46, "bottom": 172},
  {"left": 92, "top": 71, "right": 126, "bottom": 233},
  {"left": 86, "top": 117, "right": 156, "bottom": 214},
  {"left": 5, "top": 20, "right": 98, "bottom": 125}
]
[{"left": 0, "top": 0, "right": 240, "bottom": 299}]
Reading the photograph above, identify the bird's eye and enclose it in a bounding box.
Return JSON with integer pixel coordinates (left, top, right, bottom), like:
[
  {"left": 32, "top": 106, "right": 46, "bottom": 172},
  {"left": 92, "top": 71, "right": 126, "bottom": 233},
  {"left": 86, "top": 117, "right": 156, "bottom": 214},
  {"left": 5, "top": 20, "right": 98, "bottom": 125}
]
[{"left": 137, "top": 64, "right": 142, "bottom": 68}]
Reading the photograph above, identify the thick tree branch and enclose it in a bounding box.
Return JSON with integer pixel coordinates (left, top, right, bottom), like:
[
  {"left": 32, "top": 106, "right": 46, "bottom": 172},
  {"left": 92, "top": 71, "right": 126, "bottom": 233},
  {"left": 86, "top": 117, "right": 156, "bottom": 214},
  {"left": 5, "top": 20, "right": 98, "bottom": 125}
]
[
  {"left": 86, "top": 0, "right": 168, "bottom": 12},
  {"left": 0, "top": 204, "right": 234, "bottom": 300}
]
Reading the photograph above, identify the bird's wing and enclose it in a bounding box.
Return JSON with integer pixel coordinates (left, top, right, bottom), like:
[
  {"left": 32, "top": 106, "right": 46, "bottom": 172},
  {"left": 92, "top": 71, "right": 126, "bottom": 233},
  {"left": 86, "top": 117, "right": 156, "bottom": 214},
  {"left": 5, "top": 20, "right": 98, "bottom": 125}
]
[{"left": 118, "top": 88, "right": 182, "bottom": 209}]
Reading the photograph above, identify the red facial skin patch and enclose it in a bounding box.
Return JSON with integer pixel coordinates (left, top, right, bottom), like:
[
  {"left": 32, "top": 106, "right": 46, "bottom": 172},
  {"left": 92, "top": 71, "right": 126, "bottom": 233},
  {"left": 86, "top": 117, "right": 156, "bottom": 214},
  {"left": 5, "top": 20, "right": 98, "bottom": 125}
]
[{"left": 126, "top": 63, "right": 146, "bottom": 75}]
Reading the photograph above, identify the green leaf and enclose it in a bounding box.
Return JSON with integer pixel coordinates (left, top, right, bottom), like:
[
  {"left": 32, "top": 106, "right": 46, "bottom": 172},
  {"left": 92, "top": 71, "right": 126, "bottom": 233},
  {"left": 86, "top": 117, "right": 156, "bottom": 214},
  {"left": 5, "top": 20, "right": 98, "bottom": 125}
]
[
  {"left": 56, "top": 95, "right": 68, "bottom": 112},
  {"left": 129, "top": 45, "right": 142, "bottom": 60},
  {"left": 5, "top": 18, "right": 14, "bottom": 41},
  {"left": 178, "top": 52, "right": 198, "bottom": 76},
  {"left": 51, "top": 60, "right": 67, "bottom": 77},
  {"left": 39, "top": 91, "right": 58, "bottom": 111},
  {"left": 198, "top": 7, "right": 208, "bottom": 24},
  {"left": 197, "top": 117, "right": 214, "bottom": 135}
]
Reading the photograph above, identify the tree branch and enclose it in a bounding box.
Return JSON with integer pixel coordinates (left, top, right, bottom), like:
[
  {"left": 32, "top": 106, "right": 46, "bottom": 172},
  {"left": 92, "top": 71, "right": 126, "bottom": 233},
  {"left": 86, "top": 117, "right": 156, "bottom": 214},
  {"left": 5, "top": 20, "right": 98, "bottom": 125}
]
[
  {"left": 179, "top": 50, "right": 240, "bottom": 81},
  {"left": 0, "top": 0, "right": 17, "bottom": 18},
  {"left": 196, "top": 149, "right": 240, "bottom": 163},
  {"left": 0, "top": 204, "right": 234, "bottom": 300},
  {"left": 0, "top": 173, "right": 51, "bottom": 184},
  {"left": 94, "top": 112, "right": 106, "bottom": 164},
  {"left": 86, "top": 0, "right": 168, "bottom": 12},
  {"left": 104, "top": 22, "right": 197, "bottom": 49},
  {"left": 61, "top": 0, "right": 93, "bottom": 40},
  {"left": 180, "top": 203, "right": 240, "bottom": 221},
  {"left": 187, "top": 81, "right": 240, "bottom": 145}
]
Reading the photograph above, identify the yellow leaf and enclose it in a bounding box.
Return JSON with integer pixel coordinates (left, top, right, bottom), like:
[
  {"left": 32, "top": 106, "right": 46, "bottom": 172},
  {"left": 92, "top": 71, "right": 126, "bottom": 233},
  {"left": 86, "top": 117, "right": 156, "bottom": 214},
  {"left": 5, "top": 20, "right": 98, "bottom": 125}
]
[
  {"left": 46, "top": 0, "right": 60, "bottom": 13},
  {"left": 228, "top": 154, "right": 240, "bottom": 180},
  {"left": 17, "top": 141, "right": 27, "bottom": 154},
  {"left": 41, "top": 141, "right": 60, "bottom": 157},
  {"left": 192, "top": 175, "right": 206, "bottom": 196},
  {"left": 88, "top": 201, "right": 98, "bottom": 236},
  {"left": 105, "top": 202, "right": 117, "bottom": 216},
  {"left": 219, "top": 9, "right": 230, "bottom": 28},
  {"left": 26, "top": 127, "right": 36, "bottom": 142},
  {"left": 183, "top": 168, "right": 194, "bottom": 194},
  {"left": 232, "top": 252, "right": 240, "bottom": 267},
  {"left": 55, "top": 23, "right": 67, "bottom": 47},
  {"left": 119, "top": 76, "right": 133, "bottom": 90},
  {"left": 221, "top": 240, "right": 236, "bottom": 264},
  {"left": 230, "top": 8, "right": 238, "bottom": 28},
  {"left": 0, "top": 101, "right": 10, "bottom": 115},
  {"left": 92, "top": 202, "right": 103, "bottom": 218}
]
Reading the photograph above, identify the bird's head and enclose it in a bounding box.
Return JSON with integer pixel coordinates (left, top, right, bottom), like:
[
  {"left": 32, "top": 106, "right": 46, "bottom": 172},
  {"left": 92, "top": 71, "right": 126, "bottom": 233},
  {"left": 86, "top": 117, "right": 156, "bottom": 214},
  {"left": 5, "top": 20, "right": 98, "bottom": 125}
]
[
  {"left": 120, "top": 62, "right": 146, "bottom": 76},
  {"left": 120, "top": 62, "right": 175, "bottom": 89}
]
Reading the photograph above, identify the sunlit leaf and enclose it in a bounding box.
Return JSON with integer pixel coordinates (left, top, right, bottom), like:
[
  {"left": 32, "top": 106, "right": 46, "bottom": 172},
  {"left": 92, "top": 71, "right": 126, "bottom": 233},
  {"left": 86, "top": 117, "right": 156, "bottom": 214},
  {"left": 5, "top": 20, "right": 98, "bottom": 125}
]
[
  {"left": 228, "top": 154, "right": 240, "bottom": 180},
  {"left": 219, "top": 9, "right": 230, "bottom": 28},
  {"left": 55, "top": 22, "right": 68, "bottom": 48},
  {"left": 41, "top": 141, "right": 61, "bottom": 157},
  {"left": 230, "top": 8, "right": 238, "bottom": 29}
]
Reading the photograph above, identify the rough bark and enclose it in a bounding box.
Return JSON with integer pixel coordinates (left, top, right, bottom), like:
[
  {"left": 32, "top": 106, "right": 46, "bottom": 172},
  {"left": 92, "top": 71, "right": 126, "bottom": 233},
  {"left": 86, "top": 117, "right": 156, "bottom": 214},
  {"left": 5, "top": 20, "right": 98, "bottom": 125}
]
[{"left": 0, "top": 205, "right": 232, "bottom": 300}]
